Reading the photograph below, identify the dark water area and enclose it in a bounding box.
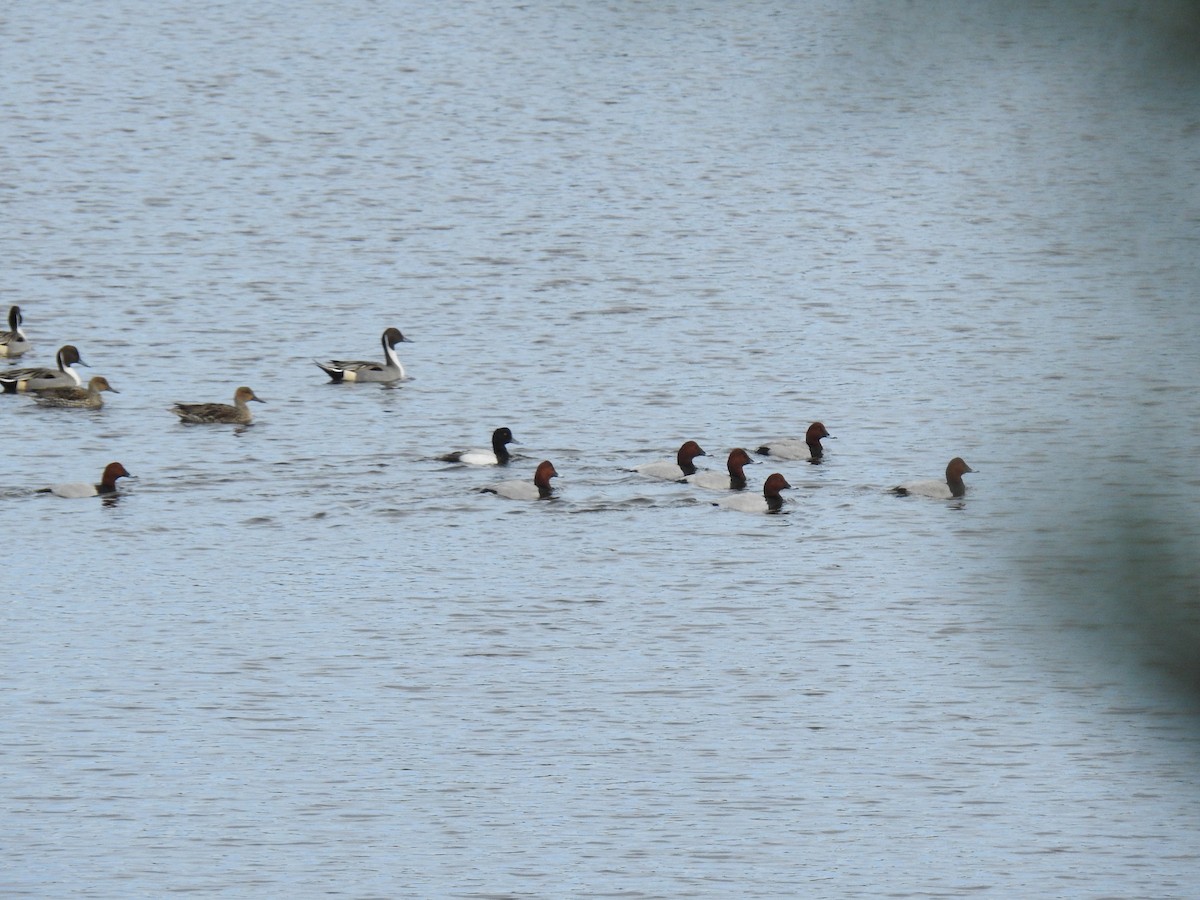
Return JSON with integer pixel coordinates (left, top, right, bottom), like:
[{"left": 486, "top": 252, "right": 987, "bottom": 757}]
[{"left": 3, "top": 1, "right": 1199, "bottom": 895}]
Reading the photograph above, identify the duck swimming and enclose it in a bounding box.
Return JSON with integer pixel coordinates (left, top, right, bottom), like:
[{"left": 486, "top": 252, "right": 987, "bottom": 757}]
[
  {"left": 633, "top": 440, "right": 707, "bottom": 481},
  {"left": 171, "top": 386, "right": 264, "bottom": 424},
  {"left": 440, "top": 427, "right": 518, "bottom": 466},
  {"left": 714, "top": 472, "right": 793, "bottom": 513},
  {"left": 315, "top": 327, "right": 411, "bottom": 383},
  {"left": 0, "top": 306, "right": 30, "bottom": 358},
  {"left": 0, "top": 345, "right": 87, "bottom": 393},
  {"left": 33, "top": 375, "right": 118, "bottom": 409},
  {"left": 892, "top": 457, "right": 975, "bottom": 499},
  {"left": 686, "top": 448, "right": 755, "bottom": 491},
  {"left": 40, "top": 462, "right": 131, "bottom": 499},
  {"left": 480, "top": 460, "right": 558, "bottom": 500},
  {"left": 756, "top": 422, "right": 832, "bottom": 461}
]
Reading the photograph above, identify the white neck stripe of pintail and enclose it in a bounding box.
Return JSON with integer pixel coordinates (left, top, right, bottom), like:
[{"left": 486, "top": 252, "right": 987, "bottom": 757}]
[{"left": 383, "top": 342, "right": 405, "bottom": 377}]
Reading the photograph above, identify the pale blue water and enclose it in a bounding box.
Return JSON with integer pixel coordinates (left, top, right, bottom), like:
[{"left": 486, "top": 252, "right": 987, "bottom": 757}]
[{"left": 3, "top": 1, "right": 1200, "bottom": 896}]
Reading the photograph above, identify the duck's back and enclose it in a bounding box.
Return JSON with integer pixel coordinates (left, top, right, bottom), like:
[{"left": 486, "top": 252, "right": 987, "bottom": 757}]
[
  {"left": 484, "top": 479, "right": 540, "bottom": 500},
  {"left": 686, "top": 471, "right": 738, "bottom": 491},
  {"left": 755, "top": 439, "right": 812, "bottom": 460},
  {"left": 633, "top": 460, "right": 686, "bottom": 481},
  {"left": 715, "top": 493, "right": 768, "bottom": 512},
  {"left": 893, "top": 479, "right": 952, "bottom": 499},
  {"left": 47, "top": 482, "right": 98, "bottom": 499}
]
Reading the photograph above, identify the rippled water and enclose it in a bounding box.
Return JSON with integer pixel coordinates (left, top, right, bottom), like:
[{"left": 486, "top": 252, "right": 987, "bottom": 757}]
[{"left": 4, "top": 1, "right": 1200, "bottom": 896}]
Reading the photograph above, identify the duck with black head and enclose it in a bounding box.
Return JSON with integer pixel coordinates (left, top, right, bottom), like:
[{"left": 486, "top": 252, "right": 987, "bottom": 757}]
[{"left": 440, "top": 427, "right": 519, "bottom": 466}]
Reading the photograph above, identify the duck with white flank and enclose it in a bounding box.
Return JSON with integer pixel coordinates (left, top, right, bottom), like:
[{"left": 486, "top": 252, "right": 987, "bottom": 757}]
[
  {"left": 756, "top": 421, "right": 832, "bottom": 461},
  {"left": 686, "top": 448, "right": 755, "bottom": 491},
  {"left": 440, "top": 427, "right": 519, "bottom": 466},
  {"left": 39, "top": 462, "right": 132, "bottom": 499},
  {"left": 715, "top": 472, "right": 793, "bottom": 513},
  {"left": 480, "top": 460, "right": 559, "bottom": 500},
  {"left": 893, "top": 458, "right": 975, "bottom": 499},
  {"left": 633, "top": 440, "right": 707, "bottom": 481}
]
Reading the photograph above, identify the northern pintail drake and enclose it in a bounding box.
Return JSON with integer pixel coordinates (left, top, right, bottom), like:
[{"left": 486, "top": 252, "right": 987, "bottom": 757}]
[
  {"left": 756, "top": 422, "right": 832, "bottom": 461},
  {"left": 715, "top": 472, "right": 792, "bottom": 513},
  {"left": 0, "top": 344, "right": 87, "bottom": 393},
  {"left": 480, "top": 460, "right": 558, "bottom": 500},
  {"left": 0, "top": 306, "right": 30, "bottom": 358},
  {"left": 315, "top": 327, "right": 411, "bottom": 383},
  {"left": 440, "top": 427, "right": 518, "bottom": 466},
  {"left": 40, "top": 461, "right": 131, "bottom": 499},
  {"left": 686, "top": 448, "right": 755, "bottom": 491},
  {"left": 171, "top": 386, "right": 264, "bottom": 424},
  {"left": 893, "top": 457, "right": 975, "bottom": 499},
  {"left": 33, "top": 375, "right": 118, "bottom": 409},
  {"left": 633, "top": 440, "right": 707, "bottom": 481}
]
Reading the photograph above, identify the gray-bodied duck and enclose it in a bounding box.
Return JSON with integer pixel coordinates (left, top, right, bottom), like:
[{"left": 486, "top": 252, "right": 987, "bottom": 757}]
[
  {"left": 633, "top": 440, "right": 707, "bottom": 481},
  {"left": 714, "top": 472, "right": 792, "bottom": 513},
  {"left": 0, "top": 344, "right": 87, "bottom": 393},
  {"left": 686, "top": 448, "right": 755, "bottom": 491},
  {"left": 39, "top": 462, "right": 132, "bottom": 499},
  {"left": 756, "top": 422, "right": 832, "bottom": 462},
  {"left": 893, "top": 457, "right": 975, "bottom": 499},
  {"left": 480, "top": 460, "right": 559, "bottom": 500},
  {"left": 315, "top": 327, "right": 411, "bottom": 383},
  {"left": 0, "top": 306, "right": 31, "bottom": 358}
]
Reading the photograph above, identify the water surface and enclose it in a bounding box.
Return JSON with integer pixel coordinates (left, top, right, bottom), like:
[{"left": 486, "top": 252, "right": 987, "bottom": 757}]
[{"left": 3, "top": 1, "right": 1200, "bottom": 896}]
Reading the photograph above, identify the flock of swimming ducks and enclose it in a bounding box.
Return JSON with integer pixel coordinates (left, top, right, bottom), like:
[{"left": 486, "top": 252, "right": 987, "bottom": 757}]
[
  {"left": 4, "top": 310, "right": 974, "bottom": 507},
  {"left": 428, "top": 409, "right": 971, "bottom": 510}
]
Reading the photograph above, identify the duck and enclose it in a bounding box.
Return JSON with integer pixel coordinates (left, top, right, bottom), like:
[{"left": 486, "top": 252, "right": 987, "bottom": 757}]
[
  {"left": 0, "top": 345, "right": 87, "bottom": 393},
  {"left": 480, "top": 460, "right": 558, "bottom": 500},
  {"left": 39, "top": 462, "right": 131, "bottom": 499},
  {"left": 33, "top": 375, "right": 118, "bottom": 409},
  {"left": 714, "top": 472, "right": 792, "bottom": 513},
  {"left": 685, "top": 448, "right": 755, "bottom": 491},
  {"left": 171, "top": 386, "right": 264, "bottom": 424},
  {"left": 0, "top": 306, "right": 30, "bottom": 358},
  {"left": 892, "top": 457, "right": 975, "bottom": 499},
  {"left": 756, "top": 422, "right": 832, "bottom": 461},
  {"left": 440, "top": 427, "right": 518, "bottom": 466},
  {"left": 633, "top": 440, "right": 707, "bottom": 481},
  {"left": 315, "top": 327, "right": 411, "bottom": 383}
]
